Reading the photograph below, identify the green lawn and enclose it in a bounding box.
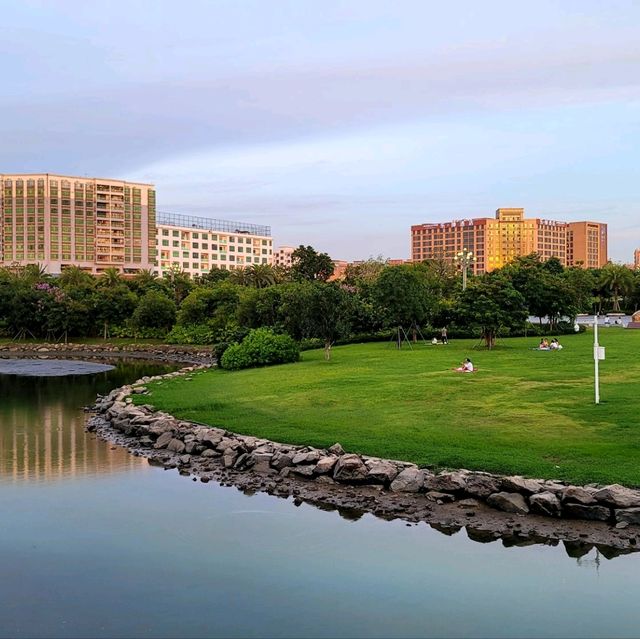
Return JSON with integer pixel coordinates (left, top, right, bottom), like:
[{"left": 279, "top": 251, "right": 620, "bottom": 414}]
[{"left": 135, "top": 328, "right": 640, "bottom": 487}]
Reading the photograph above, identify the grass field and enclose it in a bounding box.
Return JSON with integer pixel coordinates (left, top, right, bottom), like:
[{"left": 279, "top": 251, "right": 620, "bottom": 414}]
[{"left": 135, "top": 328, "right": 640, "bottom": 486}]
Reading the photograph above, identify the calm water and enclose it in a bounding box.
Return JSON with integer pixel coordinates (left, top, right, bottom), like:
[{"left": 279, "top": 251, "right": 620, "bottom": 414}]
[{"left": 2, "top": 361, "right": 640, "bottom": 639}]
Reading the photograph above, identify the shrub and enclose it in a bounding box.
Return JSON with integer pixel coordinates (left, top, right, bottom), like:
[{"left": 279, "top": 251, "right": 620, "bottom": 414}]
[
  {"left": 165, "top": 324, "right": 217, "bottom": 345},
  {"left": 220, "top": 328, "right": 300, "bottom": 370}
]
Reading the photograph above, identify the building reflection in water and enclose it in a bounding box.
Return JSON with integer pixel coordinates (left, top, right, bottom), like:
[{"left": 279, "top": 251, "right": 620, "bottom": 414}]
[{"left": 0, "top": 366, "right": 149, "bottom": 483}]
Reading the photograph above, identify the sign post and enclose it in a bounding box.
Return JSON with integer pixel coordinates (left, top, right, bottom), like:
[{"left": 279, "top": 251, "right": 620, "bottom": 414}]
[
  {"left": 594, "top": 315, "right": 600, "bottom": 405},
  {"left": 593, "top": 315, "right": 606, "bottom": 404}
]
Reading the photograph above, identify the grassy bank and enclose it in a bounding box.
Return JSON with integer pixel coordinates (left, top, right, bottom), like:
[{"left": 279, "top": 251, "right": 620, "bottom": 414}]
[{"left": 135, "top": 328, "right": 640, "bottom": 486}]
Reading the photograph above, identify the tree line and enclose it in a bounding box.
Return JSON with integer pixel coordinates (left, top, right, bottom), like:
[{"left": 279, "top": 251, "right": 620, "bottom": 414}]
[{"left": 1, "top": 246, "right": 639, "bottom": 355}]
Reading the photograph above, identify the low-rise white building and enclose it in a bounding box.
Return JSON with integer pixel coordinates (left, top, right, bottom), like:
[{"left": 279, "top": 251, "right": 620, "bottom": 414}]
[
  {"left": 155, "top": 212, "right": 273, "bottom": 278},
  {"left": 271, "top": 245, "right": 295, "bottom": 269}
]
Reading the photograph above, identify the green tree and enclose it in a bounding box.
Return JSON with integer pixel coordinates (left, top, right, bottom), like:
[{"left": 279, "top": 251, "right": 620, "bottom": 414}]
[
  {"left": 163, "top": 265, "right": 194, "bottom": 304},
  {"left": 131, "top": 291, "right": 177, "bottom": 333},
  {"left": 237, "top": 286, "right": 285, "bottom": 330},
  {"left": 278, "top": 282, "right": 353, "bottom": 359},
  {"left": 291, "top": 245, "right": 334, "bottom": 282},
  {"left": 599, "top": 263, "right": 634, "bottom": 312},
  {"left": 248, "top": 264, "right": 278, "bottom": 288},
  {"left": 197, "top": 266, "right": 231, "bottom": 286},
  {"left": 455, "top": 274, "right": 528, "bottom": 348},
  {"left": 58, "top": 266, "right": 94, "bottom": 289},
  {"left": 372, "top": 265, "right": 433, "bottom": 344},
  {"left": 177, "top": 282, "right": 241, "bottom": 328},
  {"left": 563, "top": 267, "right": 597, "bottom": 314},
  {"left": 92, "top": 285, "right": 138, "bottom": 339},
  {"left": 98, "top": 267, "right": 123, "bottom": 289}
]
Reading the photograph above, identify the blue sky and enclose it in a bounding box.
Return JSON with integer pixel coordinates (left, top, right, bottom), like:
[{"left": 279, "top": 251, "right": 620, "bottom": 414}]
[{"left": 2, "top": 0, "right": 639, "bottom": 261}]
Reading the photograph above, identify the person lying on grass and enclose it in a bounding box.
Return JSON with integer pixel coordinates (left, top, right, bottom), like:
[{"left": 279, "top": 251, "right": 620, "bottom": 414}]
[{"left": 453, "top": 358, "right": 474, "bottom": 373}]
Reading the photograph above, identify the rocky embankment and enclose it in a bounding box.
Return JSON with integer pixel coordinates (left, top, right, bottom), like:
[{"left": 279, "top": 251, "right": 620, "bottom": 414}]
[
  {"left": 0, "top": 342, "right": 215, "bottom": 365},
  {"left": 86, "top": 365, "right": 640, "bottom": 556}
]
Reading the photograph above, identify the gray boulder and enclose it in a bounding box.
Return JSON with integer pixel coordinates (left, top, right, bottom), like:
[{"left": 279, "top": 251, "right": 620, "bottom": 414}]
[
  {"left": 328, "top": 443, "right": 345, "bottom": 456},
  {"left": 167, "top": 438, "right": 186, "bottom": 453},
  {"left": 200, "top": 430, "right": 224, "bottom": 447},
  {"left": 593, "top": 484, "right": 640, "bottom": 508},
  {"left": 217, "top": 437, "right": 239, "bottom": 452},
  {"left": 501, "top": 476, "right": 544, "bottom": 495},
  {"left": 314, "top": 456, "right": 338, "bottom": 475},
  {"left": 292, "top": 449, "right": 321, "bottom": 465},
  {"left": 223, "top": 450, "right": 238, "bottom": 468},
  {"left": 271, "top": 452, "right": 294, "bottom": 471},
  {"left": 464, "top": 472, "right": 502, "bottom": 498},
  {"left": 529, "top": 491, "right": 562, "bottom": 517},
  {"left": 366, "top": 460, "right": 399, "bottom": 485},
  {"left": 148, "top": 419, "right": 177, "bottom": 436},
  {"left": 333, "top": 454, "right": 369, "bottom": 483},
  {"left": 424, "top": 471, "right": 467, "bottom": 493},
  {"left": 425, "top": 491, "right": 456, "bottom": 503},
  {"left": 561, "top": 486, "right": 596, "bottom": 505},
  {"left": 615, "top": 508, "right": 640, "bottom": 525},
  {"left": 153, "top": 431, "right": 174, "bottom": 449},
  {"left": 486, "top": 492, "right": 529, "bottom": 514},
  {"left": 563, "top": 503, "right": 611, "bottom": 521},
  {"left": 390, "top": 468, "right": 425, "bottom": 493},
  {"left": 291, "top": 465, "right": 316, "bottom": 478}
]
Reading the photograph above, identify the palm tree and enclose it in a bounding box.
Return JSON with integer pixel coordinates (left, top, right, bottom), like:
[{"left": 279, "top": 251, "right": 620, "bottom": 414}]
[
  {"left": 20, "top": 263, "right": 49, "bottom": 285},
  {"left": 98, "top": 267, "right": 123, "bottom": 288},
  {"left": 59, "top": 265, "right": 94, "bottom": 288},
  {"left": 163, "top": 265, "right": 193, "bottom": 303},
  {"left": 249, "top": 264, "right": 277, "bottom": 288},
  {"left": 132, "top": 268, "right": 159, "bottom": 293},
  {"left": 599, "top": 263, "right": 634, "bottom": 312},
  {"left": 229, "top": 267, "right": 253, "bottom": 286}
]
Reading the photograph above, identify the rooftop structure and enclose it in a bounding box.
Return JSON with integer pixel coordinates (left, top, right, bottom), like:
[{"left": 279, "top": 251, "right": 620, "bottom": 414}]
[
  {"left": 156, "top": 211, "right": 273, "bottom": 278},
  {"left": 157, "top": 211, "right": 270, "bottom": 237}
]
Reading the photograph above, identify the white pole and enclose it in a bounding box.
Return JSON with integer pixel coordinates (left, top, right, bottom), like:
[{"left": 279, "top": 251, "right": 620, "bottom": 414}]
[{"left": 594, "top": 314, "right": 600, "bottom": 405}]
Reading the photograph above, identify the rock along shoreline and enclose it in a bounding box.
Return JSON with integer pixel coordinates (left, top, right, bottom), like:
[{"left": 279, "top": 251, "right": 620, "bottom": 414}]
[
  {"left": 0, "top": 342, "right": 216, "bottom": 366},
  {"left": 76, "top": 357, "right": 640, "bottom": 558}
]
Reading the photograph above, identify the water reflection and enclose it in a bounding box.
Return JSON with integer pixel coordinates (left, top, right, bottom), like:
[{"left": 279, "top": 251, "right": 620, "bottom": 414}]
[{"left": 0, "top": 360, "right": 175, "bottom": 483}]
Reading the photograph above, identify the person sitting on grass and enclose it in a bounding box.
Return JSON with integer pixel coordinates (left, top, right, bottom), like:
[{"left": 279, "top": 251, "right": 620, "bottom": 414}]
[
  {"left": 453, "top": 358, "right": 474, "bottom": 373},
  {"left": 539, "top": 338, "right": 550, "bottom": 350},
  {"left": 549, "top": 338, "right": 563, "bottom": 350}
]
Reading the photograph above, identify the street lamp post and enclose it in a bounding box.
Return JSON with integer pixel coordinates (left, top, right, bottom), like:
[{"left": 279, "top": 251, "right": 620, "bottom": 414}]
[{"left": 455, "top": 248, "right": 475, "bottom": 291}]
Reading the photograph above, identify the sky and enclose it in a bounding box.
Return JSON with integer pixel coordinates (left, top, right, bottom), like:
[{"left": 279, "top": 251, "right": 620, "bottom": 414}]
[{"left": 2, "top": 0, "right": 639, "bottom": 261}]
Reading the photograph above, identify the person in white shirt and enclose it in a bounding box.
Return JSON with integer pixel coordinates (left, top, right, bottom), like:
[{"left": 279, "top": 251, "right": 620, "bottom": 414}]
[
  {"left": 454, "top": 358, "right": 474, "bottom": 373},
  {"left": 549, "top": 338, "right": 563, "bottom": 350}
]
